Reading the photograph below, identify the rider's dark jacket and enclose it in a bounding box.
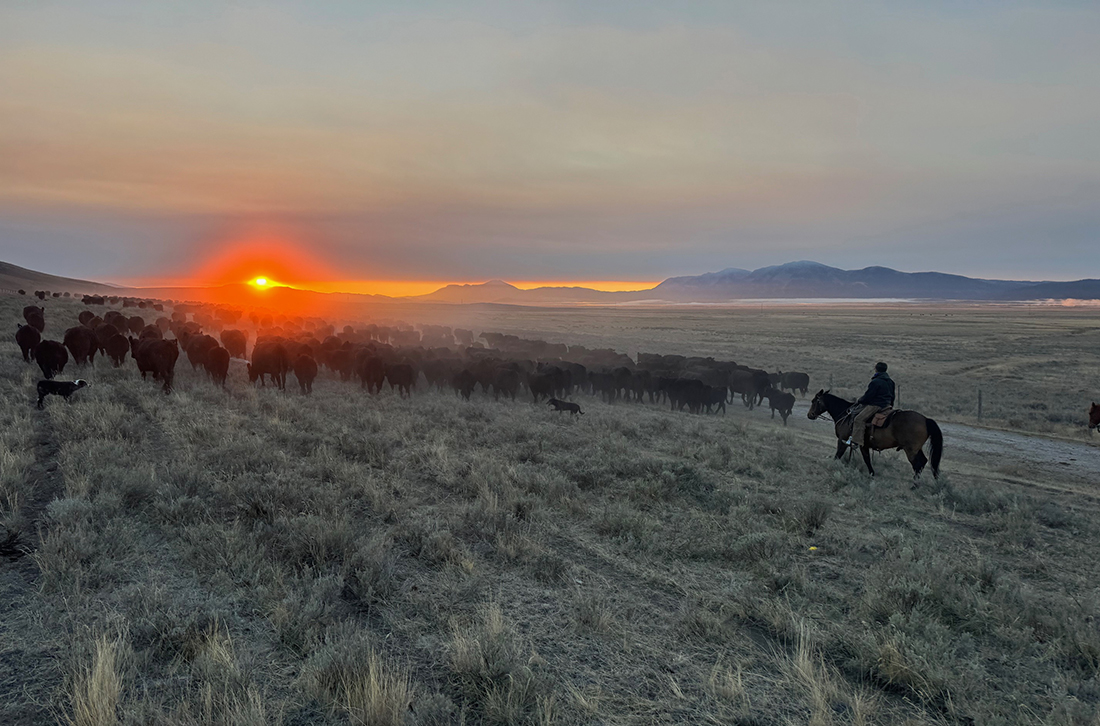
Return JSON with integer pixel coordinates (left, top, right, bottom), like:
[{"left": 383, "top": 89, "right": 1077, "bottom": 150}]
[{"left": 857, "top": 371, "right": 895, "bottom": 408}]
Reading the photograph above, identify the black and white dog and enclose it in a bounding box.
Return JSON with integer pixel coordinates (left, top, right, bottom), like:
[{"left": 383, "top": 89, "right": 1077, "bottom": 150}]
[
  {"left": 548, "top": 398, "right": 583, "bottom": 415},
  {"left": 37, "top": 379, "right": 88, "bottom": 409}
]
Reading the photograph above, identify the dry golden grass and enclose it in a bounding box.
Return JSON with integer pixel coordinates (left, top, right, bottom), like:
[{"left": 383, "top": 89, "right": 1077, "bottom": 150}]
[
  {"left": 64, "top": 634, "right": 124, "bottom": 726},
  {"left": 1, "top": 294, "right": 1098, "bottom": 725}
]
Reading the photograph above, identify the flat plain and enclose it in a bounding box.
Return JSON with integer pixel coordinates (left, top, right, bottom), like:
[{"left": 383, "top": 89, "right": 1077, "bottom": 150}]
[{"left": 1, "top": 294, "right": 1098, "bottom": 725}]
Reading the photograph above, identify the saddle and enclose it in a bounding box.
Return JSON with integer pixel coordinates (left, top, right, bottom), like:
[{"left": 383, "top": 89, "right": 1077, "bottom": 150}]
[{"left": 871, "top": 407, "right": 897, "bottom": 428}]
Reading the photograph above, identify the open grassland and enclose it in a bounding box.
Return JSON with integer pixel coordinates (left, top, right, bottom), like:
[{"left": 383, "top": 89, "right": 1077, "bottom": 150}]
[
  {"left": 415, "top": 302, "right": 1100, "bottom": 440},
  {"left": 1, "top": 295, "right": 1099, "bottom": 725}
]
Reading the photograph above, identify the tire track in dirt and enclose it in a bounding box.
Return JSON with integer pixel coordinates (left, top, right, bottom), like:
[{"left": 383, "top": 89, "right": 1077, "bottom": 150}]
[{"left": 0, "top": 404, "right": 67, "bottom": 726}]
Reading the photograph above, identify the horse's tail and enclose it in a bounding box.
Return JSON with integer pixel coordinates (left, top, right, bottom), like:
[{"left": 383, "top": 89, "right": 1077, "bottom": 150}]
[{"left": 926, "top": 417, "right": 943, "bottom": 478}]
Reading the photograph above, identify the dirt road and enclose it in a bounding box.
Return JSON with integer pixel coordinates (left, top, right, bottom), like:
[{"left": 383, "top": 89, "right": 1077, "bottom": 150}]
[{"left": 938, "top": 422, "right": 1100, "bottom": 484}]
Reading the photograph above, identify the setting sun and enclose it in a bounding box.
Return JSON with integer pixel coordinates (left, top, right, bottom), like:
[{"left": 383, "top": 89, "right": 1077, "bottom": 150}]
[{"left": 253, "top": 277, "right": 268, "bottom": 287}]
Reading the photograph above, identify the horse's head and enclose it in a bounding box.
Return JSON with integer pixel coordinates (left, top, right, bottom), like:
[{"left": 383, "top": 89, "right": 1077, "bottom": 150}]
[
  {"left": 1089, "top": 402, "right": 1100, "bottom": 430},
  {"left": 807, "top": 389, "right": 828, "bottom": 420}
]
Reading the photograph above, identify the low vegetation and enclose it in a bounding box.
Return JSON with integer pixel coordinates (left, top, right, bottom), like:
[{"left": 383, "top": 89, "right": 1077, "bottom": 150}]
[{"left": 1, "top": 295, "right": 1098, "bottom": 725}]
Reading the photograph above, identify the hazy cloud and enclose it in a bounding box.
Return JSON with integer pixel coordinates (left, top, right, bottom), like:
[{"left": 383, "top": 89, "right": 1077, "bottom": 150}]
[{"left": 1, "top": 1, "right": 1097, "bottom": 281}]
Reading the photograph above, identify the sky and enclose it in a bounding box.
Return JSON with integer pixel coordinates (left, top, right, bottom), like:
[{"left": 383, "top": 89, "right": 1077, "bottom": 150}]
[{"left": 1, "top": 1, "right": 1098, "bottom": 289}]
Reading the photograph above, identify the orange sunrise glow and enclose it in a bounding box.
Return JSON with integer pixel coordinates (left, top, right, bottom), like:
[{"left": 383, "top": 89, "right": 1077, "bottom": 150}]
[{"left": 188, "top": 233, "right": 335, "bottom": 288}]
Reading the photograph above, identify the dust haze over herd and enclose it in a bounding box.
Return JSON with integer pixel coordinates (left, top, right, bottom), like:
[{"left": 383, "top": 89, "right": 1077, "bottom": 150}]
[{"left": 4, "top": 3, "right": 1100, "bottom": 726}]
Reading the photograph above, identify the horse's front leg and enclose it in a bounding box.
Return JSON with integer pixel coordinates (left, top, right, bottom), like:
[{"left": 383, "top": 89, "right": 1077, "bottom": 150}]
[
  {"left": 835, "top": 439, "right": 847, "bottom": 460},
  {"left": 860, "top": 445, "right": 875, "bottom": 476}
]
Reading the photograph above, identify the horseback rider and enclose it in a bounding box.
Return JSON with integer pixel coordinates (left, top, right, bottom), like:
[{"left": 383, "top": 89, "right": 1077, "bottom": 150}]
[{"left": 845, "top": 361, "right": 895, "bottom": 448}]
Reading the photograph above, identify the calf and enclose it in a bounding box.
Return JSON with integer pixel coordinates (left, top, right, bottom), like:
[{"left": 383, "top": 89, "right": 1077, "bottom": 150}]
[
  {"left": 764, "top": 387, "right": 796, "bottom": 426},
  {"left": 548, "top": 398, "right": 583, "bottom": 415},
  {"left": 37, "top": 379, "right": 88, "bottom": 409}
]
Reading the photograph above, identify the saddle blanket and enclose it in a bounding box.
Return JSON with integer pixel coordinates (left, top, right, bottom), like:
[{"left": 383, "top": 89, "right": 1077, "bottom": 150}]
[{"left": 871, "top": 407, "right": 896, "bottom": 428}]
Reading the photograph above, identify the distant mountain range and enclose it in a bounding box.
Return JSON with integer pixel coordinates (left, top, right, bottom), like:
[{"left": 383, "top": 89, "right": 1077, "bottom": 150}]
[
  {"left": 3, "top": 259, "right": 1100, "bottom": 305},
  {"left": 649, "top": 261, "right": 1072, "bottom": 301},
  {"left": 415, "top": 261, "right": 1100, "bottom": 303}
]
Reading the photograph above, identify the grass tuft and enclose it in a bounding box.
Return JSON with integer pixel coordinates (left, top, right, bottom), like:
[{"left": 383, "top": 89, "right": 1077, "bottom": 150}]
[{"left": 65, "top": 634, "right": 125, "bottom": 726}]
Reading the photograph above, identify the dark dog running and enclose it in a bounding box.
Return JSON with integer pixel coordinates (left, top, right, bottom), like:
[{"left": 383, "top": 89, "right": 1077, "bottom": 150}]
[
  {"left": 37, "top": 379, "right": 88, "bottom": 409},
  {"left": 548, "top": 398, "right": 583, "bottom": 415}
]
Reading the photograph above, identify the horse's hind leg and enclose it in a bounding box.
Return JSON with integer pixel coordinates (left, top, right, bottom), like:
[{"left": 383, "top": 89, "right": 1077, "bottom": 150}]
[{"left": 909, "top": 449, "right": 927, "bottom": 477}]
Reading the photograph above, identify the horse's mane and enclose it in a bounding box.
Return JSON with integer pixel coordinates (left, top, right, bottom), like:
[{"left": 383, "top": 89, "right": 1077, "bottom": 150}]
[{"left": 821, "top": 390, "right": 852, "bottom": 407}]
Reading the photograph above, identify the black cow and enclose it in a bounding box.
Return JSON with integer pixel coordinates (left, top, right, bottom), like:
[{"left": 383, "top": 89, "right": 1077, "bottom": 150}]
[
  {"left": 63, "top": 326, "right": 98, "bottom": 366},
  {"left": 248, "top": 343, "right": 290, "bottom": 390},
  {"left": 764, "top": 388, "right": 796, "bottom": 425},
  {"left": 385, "top": 363, "right": 416, "bottom": 398},
  {"left": 704, "top": 385, "right": 728, "bottom": 415},
  {"left": 185, "top": 334, "right": 220, "bottom": 370},
  {"left": 103, "top": 334, "right": 130, "bottom": 367},
  {"left": 204, "top": 346, "right": 231, "bottom": 387},
  {"left": 356, "top": 353, "right": 386, "bottom": 393},
  {"left": 131, "top": 338, "right": 180, "bottom": 393},
  {"left": 35, "top": 340, "right": 68, "bottom": 379},
  {"left": 452, "top": 369, "right": 476, "bottom": 400},
  {"left": 294, "top": 354, "right": 319, "bottom": 394},
  {"left": 493, "top": 367, "right": 520, "bottom": 401},
  {"left": 23, "top": 306, "right": 45, "bottom": 333},
  {"left": 220, "top": 329, "right": 248, "bottom": 358},
  {"left": 780, "top": 371, "right": 810, "bottom": 397},
  {"left": 16, "top": 324, "right": 41, "bottom": 362}
]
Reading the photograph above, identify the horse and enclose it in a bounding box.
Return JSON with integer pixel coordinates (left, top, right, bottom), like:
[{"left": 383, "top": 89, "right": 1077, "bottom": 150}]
[
  {"left": 1089, "top": 403, "right": 1100, "bottom": 431},
  {"left": 807, "top": 389, "right": 942, "bottom": 481}
]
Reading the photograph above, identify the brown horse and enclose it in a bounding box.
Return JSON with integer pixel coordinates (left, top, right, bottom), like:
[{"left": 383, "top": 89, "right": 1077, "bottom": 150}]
[
  {"left": 1089, "top": 403, "right": 1100, "bottom": 431},
  {"left": 808, "top": 390, "right": 942, "bottom": 480}
]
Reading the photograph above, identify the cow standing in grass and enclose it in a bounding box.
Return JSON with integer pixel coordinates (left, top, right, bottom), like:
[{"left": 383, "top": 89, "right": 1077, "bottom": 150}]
[
  {"left": 204, "top": 346, "right": 231, "bottom": 387},
  {"left": 294, "top": 354, "right": 318, "bottom": 394},
  {"left": 764, "top": 387, "right": 796, "bottom": 425},
  {"left": 248, "top": 342, "right": 290, "bottom": 390},
  {"left": 130, "top": 337, "right": 180, "bottom": 393},
  {"left": 35, "top": 340, "right": 68, "bottom": 379},
  {"left": 16, "top": 324, "right": 40, "bottom": 362}
]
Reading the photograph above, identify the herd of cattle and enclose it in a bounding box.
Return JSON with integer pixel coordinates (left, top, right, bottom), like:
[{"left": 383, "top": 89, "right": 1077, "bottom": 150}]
[{"left": 12, "top": 299, "right": 811, "bottom": 422}]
